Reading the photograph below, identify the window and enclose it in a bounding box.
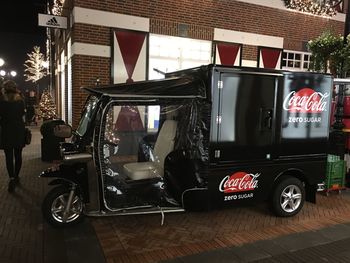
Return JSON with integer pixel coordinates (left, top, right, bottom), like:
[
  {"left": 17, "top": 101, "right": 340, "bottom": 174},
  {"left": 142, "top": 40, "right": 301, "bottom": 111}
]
[
  {"left": 149, "top": 35, "right": 212, "bottom": 79},
  {"left": 282, "top": 51, "right": 311, "bottom": 71},
  {"left": 101, "top": 103, "right": 186, "bottom": 209}
]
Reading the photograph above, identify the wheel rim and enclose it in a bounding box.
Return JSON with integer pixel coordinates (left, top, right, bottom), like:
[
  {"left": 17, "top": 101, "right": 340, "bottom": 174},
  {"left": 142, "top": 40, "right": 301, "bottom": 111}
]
[
  {"left": 51, "top": 193, "right": 83, "bottom": 223},
  {"left": 280, "top": 185, "right": 302, "bottom": 213}
]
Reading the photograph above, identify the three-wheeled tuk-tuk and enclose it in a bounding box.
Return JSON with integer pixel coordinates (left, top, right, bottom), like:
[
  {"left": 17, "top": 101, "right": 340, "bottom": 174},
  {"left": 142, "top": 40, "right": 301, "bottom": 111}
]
[{"left": 40, "top": 64, "right": 332, "bottom": 227}]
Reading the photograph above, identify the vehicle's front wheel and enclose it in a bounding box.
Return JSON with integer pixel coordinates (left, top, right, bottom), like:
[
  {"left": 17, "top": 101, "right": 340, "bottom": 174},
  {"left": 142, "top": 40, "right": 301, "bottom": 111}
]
[
  {"left": 42, "top": 185, "right": 84, "bottom": 227},
  {"left": 271, "top": 177, "right": 305, "bottom": 217}
]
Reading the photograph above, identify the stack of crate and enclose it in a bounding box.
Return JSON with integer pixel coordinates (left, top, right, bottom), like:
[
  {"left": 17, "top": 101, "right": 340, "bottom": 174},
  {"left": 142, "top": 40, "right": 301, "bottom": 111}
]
[{"left": 325, "top": 155, "right": 346, "bottom": 194}]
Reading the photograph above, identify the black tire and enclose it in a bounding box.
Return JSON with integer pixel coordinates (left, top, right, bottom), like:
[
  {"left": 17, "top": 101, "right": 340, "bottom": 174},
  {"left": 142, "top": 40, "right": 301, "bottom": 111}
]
[
  {"left": 271, "top": 177, "right": 305, "bottom": 217},
  {"left": 42, "top": 185, "right": 84, "bottom": 227}
]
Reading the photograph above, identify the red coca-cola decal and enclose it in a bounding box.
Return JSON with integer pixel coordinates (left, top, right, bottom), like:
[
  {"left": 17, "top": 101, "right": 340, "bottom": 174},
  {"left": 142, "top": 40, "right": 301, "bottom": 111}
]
[
  {"left": 219, "top": 172, "right": 260, "bottom": 193},
  {"left": 283, "top": 88, "right": 329, "bottom": 113}
]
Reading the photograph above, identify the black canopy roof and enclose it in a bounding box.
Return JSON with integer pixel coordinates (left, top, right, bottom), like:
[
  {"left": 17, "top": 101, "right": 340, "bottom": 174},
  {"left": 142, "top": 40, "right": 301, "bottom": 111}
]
[{"left": 82, "top": 75, "right": 207, "bottom": 99}]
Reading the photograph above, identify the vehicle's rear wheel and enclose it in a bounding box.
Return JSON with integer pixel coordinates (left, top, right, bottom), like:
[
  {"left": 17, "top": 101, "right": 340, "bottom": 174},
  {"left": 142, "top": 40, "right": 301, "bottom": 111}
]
[
  {"left": 42, "top": 185, "right": 84, "bottom": 227},
  {"left": 271, "top": 177, "right": 305, "bottom": 217}
]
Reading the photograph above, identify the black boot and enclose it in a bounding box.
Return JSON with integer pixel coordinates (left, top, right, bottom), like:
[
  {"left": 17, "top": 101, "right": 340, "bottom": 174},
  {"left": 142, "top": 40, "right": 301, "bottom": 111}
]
[
  {"left": 8, "top": 178, "right": 16, "bottom": 192},
  {"left": 14, "top": 176, "right": 20, "bottom": 185}
]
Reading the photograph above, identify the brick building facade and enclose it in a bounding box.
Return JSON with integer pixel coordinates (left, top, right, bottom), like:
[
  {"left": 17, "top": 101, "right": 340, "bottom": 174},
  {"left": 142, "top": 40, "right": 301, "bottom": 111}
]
[{"left": 52, "top": 0, "right": 346, "bottom": 127}]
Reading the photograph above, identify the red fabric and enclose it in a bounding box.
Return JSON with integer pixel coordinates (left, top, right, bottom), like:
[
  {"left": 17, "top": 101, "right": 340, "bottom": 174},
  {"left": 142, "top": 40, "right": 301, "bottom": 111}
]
[
  {"left": 344, "top": 96, "right": 350, "bottom": 116},
  {"left": 115, "top": 31, "right": 146, "bottom": 83},
  {"left": 260, "top": 48, "right": 281, "bottom": 69},
  {"left": 217, "top": 43, "right": 240, "bottom": 66},
  {"left": 115, "top": 106, "right": 144, "bottom": 131}
]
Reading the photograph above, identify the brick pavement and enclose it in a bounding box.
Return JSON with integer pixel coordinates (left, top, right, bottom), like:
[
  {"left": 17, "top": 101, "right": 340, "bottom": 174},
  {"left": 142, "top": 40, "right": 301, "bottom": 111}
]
[
  {"left": 163, "top": 222, "right": 350, "bottom": 263},
  {"left": 0, "top": 126, "right": 51, "bottom": 263},
  {"left": 91, "top": 184, "right": 350, "bottom": 263},
  {"left": 0, "top": 126, "right": 105, "bottom": 263},
  {"left": 4, "top": 126, "right": 350, "bottom": 263}
]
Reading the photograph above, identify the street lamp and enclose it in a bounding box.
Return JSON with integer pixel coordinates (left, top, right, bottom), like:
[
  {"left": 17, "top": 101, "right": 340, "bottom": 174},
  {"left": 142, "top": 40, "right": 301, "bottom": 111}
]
[
  {"left": 0, "top": 58, "right": 4, "bottom": 67},
  {"left": 10, "top": 70, "right": 17, "bottom": 77},
  {"left": 0, "top": 69, "right": 17, "bottom": 78}
]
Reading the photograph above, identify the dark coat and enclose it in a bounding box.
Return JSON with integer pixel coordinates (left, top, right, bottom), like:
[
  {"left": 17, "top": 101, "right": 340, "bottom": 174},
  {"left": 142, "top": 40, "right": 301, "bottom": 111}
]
[{"left": 0, "top": 94, "right": 26, "bottom": 149}]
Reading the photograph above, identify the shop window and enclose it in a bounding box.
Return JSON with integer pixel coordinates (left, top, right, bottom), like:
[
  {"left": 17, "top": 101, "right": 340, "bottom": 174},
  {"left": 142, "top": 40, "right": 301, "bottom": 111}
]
[{"left": 149, "top": 35, "right": 212, "bottom": 79}]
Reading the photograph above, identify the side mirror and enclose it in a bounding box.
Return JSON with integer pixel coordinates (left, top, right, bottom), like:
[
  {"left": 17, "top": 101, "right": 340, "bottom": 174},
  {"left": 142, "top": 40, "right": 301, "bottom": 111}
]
[{"left": 54, "top": 124, "right": 72, "bottom": 138}]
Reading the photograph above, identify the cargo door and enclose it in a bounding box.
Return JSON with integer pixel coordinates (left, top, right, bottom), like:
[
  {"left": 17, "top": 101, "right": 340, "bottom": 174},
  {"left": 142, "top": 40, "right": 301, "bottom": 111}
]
[
  {"left": 214, "top": 72, "right": 279, "bottom": 162},
  {"left": 279, "top": 73, "right": 332, "bottom": 156}
]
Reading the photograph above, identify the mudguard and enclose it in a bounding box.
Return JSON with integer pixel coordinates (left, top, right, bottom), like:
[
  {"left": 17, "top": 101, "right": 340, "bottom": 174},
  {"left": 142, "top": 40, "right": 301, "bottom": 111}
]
[{"left": 40, "top": 164, "right": 89, "bottom": 201}]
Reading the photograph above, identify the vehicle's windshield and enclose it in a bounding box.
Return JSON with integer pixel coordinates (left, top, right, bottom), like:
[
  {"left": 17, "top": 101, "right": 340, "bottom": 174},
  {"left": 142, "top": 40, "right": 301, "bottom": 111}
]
[{"left": 76, "top": 95, "right": 98, "bottom": 136}]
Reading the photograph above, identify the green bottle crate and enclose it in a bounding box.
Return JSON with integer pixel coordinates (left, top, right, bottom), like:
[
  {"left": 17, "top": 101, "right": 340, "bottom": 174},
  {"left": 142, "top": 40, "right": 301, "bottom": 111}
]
[{"left": 325, "top": 159, "right": 346, "bottom": 190}]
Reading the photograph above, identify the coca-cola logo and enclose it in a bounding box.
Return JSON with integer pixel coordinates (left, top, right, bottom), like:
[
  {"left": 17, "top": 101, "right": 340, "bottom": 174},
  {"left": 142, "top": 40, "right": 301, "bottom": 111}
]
[
  {"left": 219, "top": 172, "right": 260, "bottom": 193},
  {"left": 283, "top": 88, "right": 329, "bottom": 113}
]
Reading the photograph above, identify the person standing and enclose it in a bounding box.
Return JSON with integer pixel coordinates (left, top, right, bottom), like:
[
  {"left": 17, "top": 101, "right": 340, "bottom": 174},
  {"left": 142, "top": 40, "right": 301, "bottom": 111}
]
[{"left": 0, "top": 80, "right": 26, "bottom": 192}]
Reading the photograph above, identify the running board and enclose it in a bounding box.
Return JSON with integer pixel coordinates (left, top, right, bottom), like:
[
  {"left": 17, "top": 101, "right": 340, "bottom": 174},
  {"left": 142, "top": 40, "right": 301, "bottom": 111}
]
[{"left": 85, "top": 206, "right": 185, "bottom": 225}]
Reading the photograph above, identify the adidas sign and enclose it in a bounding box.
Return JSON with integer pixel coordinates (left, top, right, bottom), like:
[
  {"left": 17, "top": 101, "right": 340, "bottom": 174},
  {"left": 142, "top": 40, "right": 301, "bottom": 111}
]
[
  {"left": 46, "top": 17, "right": 59, "bottom": 27},
  {"left": 38, "top": 14, "right": 67, "bottom": 29}
]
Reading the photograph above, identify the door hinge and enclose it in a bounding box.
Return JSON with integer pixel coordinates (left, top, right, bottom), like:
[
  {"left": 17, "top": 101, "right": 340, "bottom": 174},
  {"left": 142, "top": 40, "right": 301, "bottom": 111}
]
[
  {"left": 216, "top": 115, "right": 222, "bottom": 124},
  {"left": 215, "top": 150, "right": 221, "bottom": 158},
  {"left": 218, "top": 80, "right": 223, "bottom": 89}
]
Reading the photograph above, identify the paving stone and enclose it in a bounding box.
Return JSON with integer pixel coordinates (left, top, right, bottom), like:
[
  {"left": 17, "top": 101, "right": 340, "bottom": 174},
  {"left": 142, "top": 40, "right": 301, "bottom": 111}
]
[
  {"left": 271, "top": 230, "right": 332, "bottom": 252},
  {"left": 176, "top": 248, "right": 243, "bottom": 263},
  {"left": 316, "top": 224, "right": 350, "bottom": 241},
  {"left": 249, "top": 240, "right": 288, "bottom": 256},
  {"left": 228, "top": 245, "right": 271, "bottom": 262}
]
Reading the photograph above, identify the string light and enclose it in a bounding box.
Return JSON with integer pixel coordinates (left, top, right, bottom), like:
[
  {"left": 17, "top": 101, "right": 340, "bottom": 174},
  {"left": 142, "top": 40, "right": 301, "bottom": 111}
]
[
  {"left": 283, "top": 0, "right": 339, "bottom": 17},
  {"left": 38, "top": 91, "right": 57, "bottom": 120},
  {"left": 52, "top": 0, "right": 65, "bottom": 15},
  {"left": 24, "top": 46, "right": 47, "bottom": 83}
]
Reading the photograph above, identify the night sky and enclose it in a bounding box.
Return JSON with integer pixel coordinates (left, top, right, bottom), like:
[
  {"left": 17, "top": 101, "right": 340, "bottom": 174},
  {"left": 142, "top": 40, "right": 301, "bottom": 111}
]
[{"left": 0, "top": 1, "right": 48, "bottom": 91}]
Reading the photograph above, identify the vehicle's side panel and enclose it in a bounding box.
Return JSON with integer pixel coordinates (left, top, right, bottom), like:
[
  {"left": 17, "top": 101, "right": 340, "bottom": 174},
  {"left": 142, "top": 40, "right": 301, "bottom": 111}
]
[
  {"left": 278, "top": 73, "right": 332, "bottom": 157},
  {"left": 207, "top": 69, "right": 332, "bottom": 208},
  {"left": 208, "top": 70, "right": 279, "bottom": 206}
]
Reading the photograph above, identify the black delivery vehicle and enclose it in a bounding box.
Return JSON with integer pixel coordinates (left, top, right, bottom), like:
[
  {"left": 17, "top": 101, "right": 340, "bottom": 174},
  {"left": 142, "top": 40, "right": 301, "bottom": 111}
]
[{"left": 40, "top": 64, "right": 332, "bottom": 227}]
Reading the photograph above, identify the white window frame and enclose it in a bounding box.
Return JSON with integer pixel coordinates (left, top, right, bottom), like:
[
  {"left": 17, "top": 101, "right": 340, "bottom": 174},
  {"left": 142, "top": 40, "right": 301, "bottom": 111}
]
[{"left": 282, "top": 50, "right": 311, "bottom": 71}]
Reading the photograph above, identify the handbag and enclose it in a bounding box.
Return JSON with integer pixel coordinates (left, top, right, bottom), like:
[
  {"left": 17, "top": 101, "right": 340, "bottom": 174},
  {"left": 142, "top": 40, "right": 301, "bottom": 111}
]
[
  {"left": 53, "top": 124, "right": 72, "bottom": 138},
  {"left": 25, "top": 128, "right": 32, "bottom": 145}
]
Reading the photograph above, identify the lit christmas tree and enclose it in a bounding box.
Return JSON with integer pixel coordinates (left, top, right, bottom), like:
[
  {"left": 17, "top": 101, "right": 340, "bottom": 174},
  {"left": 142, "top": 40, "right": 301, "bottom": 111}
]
[
  {"left": 24, "top": 46, "right": 48, "bottom": 83},
  {"left": 38, "top": 90, "right": 57, "bottom": 120}
]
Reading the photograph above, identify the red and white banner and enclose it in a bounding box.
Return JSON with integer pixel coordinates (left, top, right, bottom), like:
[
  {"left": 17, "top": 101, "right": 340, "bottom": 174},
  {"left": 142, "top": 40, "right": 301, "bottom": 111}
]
[
  {"left": 113, "top": 30, "right": 148, "bottom": 84},
  {"left": 258, "top": 47, "right": 282, "bottom": 69},
  {"left": 215, "top": 42, "right": 241, "bottom": 66}
]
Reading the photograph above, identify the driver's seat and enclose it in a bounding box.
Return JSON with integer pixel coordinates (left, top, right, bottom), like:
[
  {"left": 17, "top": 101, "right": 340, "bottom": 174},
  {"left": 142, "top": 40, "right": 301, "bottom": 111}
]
[{"left": 123, "top": 120, "right": 177, "bottom": 180}]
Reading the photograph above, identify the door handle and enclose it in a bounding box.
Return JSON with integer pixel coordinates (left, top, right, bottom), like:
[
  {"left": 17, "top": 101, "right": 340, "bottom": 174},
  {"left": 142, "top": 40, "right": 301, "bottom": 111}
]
[
  {"left": 260, "top": 108, "right": 273, "bottom": 130},
  {"left": 266, "top": 109, "right": 273, "bottom": 129}
]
